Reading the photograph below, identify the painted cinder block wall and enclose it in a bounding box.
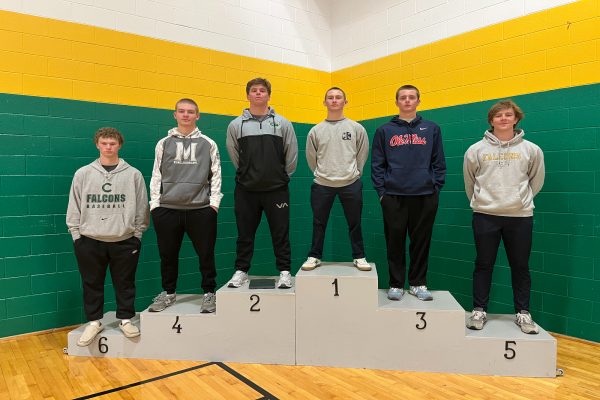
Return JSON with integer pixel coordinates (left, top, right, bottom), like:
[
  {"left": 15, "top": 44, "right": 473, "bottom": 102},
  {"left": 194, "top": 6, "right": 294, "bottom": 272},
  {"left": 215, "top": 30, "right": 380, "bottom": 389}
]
[
  {"left": 0, "top": 0, "right": 599, "bottom": 342},
  {"left": 331, "top": 0, "right": 600, "bottom": 342}
]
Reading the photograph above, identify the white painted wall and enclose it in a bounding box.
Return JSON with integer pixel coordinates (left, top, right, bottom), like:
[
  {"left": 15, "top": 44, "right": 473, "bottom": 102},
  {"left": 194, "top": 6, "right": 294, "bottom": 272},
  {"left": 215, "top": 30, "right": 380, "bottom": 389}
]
[
  {"left": 0, "top": 0, "right": 332, "bottom": 70},
  {"left": 330, "top": 0, "right": 578, "bottom": 70}
]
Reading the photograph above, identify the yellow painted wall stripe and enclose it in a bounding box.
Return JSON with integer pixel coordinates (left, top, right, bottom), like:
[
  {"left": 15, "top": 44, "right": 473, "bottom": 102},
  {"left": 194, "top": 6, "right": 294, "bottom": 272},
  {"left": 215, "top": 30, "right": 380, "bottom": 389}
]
[
  {"left": 0, "top": 9, "right": 330, "bottom": 124},
  {"left": 0, "top": 1, "right": 598, "bottom": 124},
  {"left": 333, "top": 0, "right": 600, "bottom": 121}
]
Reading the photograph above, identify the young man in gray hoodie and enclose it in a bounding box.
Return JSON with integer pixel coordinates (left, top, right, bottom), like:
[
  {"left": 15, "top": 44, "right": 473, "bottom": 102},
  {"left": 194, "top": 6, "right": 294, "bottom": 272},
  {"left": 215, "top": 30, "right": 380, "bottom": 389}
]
[
  {"left": 67, "top": 127, "right": 149, "bottom": 346},
  {"left": 302, "top": 87, "right": 370, "bottom": 271},
  {"left": 226, "top": 78, "right": 298, "bottom": 289},
  {"left": 148, "top": 98, "right": 223, "bottom": 314},
  {"left": 463, "top": 99, "right": 545, "bottom": 334}
]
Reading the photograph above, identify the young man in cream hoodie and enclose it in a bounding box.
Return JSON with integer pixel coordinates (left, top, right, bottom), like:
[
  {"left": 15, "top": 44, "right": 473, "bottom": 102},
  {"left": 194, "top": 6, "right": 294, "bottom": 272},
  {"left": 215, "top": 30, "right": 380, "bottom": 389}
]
[
  {"left": 148, "top": 99, "right": 223, "bottom": 314},
  {"left": 67, "top": 127, "right": 149, "bottom": 346},
  {"left": 302, "top": 87, "right": 370, "bottom": 271},
  {"left": 463, "top": 99, "right": 545, "bottom": 334}
]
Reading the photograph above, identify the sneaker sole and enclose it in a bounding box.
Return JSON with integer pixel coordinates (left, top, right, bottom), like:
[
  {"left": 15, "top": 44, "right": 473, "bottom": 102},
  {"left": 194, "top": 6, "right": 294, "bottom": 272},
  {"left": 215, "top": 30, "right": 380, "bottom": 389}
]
[
  {"left": 354, "top": 265, "right": 371, "bottom": 271},
  {"left": 387, "top": 295, "right": 403, "bottom": 301},
  {"left": 227, "top": 281, "right": 247, "bottom": 288},
  {"left": 409, "top": 292, "right": 433, "bottom": 301},
  {"left": 278, "top": 283, "right": 292, "bottom": 289},
  {"left": 301, "top": 264, "right": 319, "bottom": 271},
  {"left": 77, "top": 326, "right": 104, "bottom": 347},
  {"left": 120, "top": 328, "right": 141, "bottom": 338},
  {"left": 148, "top": 300, "right": 175, "bottom": 313}
]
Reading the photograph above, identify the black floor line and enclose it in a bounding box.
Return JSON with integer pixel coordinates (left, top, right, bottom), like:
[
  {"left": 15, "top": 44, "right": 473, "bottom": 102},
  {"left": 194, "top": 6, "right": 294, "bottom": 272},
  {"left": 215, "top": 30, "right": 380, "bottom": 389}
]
[
  {"left": 72, "top": 361, "right": 278, "bottom": 400},
  {"left": 215, "top": 362, "right": 279, "bottom": 400}
]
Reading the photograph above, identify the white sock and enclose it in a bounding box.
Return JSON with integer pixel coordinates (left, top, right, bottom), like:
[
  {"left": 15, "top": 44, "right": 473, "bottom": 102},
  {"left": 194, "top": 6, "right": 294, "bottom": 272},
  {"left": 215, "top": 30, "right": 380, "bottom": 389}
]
[
  {"left": 89, "top": 320, "right": 101, "bottom": 327},
  {"left": 121, "top": 319, "right": 131, "bottom": 325}
]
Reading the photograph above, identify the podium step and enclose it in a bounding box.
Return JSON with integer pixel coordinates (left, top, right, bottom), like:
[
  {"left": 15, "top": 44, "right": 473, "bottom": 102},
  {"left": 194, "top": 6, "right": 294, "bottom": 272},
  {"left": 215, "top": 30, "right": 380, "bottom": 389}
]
[
  {"left": 65, "top": 263, "right": 557, "bottom": 377},
  {"left": 67, "top": 313, "right": 144, "bottom": 358}
]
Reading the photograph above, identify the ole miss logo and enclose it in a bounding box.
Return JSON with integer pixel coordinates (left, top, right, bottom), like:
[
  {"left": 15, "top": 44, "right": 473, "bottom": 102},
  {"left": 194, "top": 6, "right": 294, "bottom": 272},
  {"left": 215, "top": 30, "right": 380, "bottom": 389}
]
[{"left": 389, "top": 133, "right": 427, "bottom": 147}]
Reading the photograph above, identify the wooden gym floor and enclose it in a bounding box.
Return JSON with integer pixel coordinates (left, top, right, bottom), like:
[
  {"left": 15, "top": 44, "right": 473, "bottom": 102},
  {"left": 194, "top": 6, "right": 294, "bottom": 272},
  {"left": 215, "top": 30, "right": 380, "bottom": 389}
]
[{"left": 0, "top": 328, "right": 598, "bottom": 400}]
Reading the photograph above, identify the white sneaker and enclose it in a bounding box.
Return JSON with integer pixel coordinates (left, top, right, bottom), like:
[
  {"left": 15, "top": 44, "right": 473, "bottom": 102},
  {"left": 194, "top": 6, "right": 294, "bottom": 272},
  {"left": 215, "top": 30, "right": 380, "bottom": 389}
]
[
  {"left": 77, "top": 322, "right": 104, "bottom": 346},
  {"left": 353, "top": 258, "right": 371, "bottom": 271},
  {"left": 119, "top": 321, "right": 140, "bottom": 338},
  {"left": 227, "top": 270, "right": 249, "bottom": 288},
  {"left": 301, "top": 257, "right": 321, "bottom": 271},
  {"left": 277, "top": 271, "right": 292, "bottom": 288}
]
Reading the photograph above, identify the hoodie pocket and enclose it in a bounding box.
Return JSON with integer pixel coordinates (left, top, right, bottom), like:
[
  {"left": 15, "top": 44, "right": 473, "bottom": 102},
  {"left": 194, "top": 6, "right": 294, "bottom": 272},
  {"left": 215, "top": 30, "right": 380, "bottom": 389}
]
[
  {"left": 80, "top": 213, "right": 130, "bottom": 239},
  {"left": 473, "top": 184, "right": 523, "bottom": 213}
]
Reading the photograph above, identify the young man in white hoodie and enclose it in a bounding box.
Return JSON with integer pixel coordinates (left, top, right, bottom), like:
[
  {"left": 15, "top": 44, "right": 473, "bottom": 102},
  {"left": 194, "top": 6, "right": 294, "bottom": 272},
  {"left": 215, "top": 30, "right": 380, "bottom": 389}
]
[
  {"left": 148, "top": 98, "right": 223, "bottom": 313},
  {"left": 67, "top": 127, "right": 149, "bottom": 346},
  {"left": 302, "top": 87, "right": 370, "bottom": 271},
  {"left": 463, "top": 99, "right": 545, "bottom": 334}
]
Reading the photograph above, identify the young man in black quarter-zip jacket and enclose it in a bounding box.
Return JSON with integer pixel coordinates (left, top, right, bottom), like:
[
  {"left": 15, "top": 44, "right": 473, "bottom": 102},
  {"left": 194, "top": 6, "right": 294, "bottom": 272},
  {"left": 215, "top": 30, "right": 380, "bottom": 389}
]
[{"left": 225, "top": 77, "right": 298, "bottom": 290}]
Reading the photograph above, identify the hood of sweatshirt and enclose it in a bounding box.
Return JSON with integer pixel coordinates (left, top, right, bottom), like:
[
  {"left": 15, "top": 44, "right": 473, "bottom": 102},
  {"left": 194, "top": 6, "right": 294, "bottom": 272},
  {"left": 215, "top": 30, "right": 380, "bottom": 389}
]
[
  {"left": 482, "top": 129, "right": 524, "bottom": 168},
  {"left": 167, "top": 127, "right": 202, "bottom": 138},
  {"left": 389, "top": 114, "right": 422, "bottom": 127},
  {"left": 89, "top": 158, "right": 130, "bottom": 176}
]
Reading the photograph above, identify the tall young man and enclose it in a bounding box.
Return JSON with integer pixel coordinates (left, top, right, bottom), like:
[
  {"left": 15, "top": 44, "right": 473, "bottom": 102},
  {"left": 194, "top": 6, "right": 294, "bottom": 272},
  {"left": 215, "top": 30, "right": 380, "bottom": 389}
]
[
  {"left": 464, "top": 100, "right": 544, "bottom": 334},
  {"left": 302, "top": 87, "right": 370, "bottom": 271},
  {"left": 67, "top": 127, "right": 149, "bottom": 346},
  {"left": 226, "top": 77, "right": 298, "bottom": 289},
  {"left": 148, "top": 98, "right": 223, "bottom": 313},
  {"left": 371, "top": 85, "right": 446, "bottom": 301}
]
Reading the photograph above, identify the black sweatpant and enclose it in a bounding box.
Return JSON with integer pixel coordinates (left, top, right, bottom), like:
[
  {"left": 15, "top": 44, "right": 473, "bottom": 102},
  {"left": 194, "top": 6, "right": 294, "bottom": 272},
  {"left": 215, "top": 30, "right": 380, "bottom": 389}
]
[
  {"left": 234, "top": 184, "right": 291, "bottom": 272},
  {"left": 308, "top": 180, "right": 365, "bottom": 259},
  {"left": 152, "top": 207, "right": 217, "bottom": 294},
  {"left": 472, "top": 212, "right": 533, "bottom": 313},
  {"left": 74, "top": 235, "right": 141, "bottom": 321},
  {"left": 381, "top": 192, "right": 439, "bottom": 288}
]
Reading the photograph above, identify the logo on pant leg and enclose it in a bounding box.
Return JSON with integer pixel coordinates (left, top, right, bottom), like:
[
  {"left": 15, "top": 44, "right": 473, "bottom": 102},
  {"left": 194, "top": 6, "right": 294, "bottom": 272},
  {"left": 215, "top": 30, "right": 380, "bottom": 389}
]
[{"left": 275, "top": 202, "right": 289, "bottom": 208}]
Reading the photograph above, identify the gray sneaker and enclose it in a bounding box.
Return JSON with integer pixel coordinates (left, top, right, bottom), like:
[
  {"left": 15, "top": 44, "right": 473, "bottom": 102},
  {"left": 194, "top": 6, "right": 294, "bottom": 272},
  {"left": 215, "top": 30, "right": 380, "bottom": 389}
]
[
  {"left": 515, "top": 311, "right": 540, "bottom": 334},
  {"left": 409, "top": 285, "right": 433, "bottom": 301},
  {"left": 466, "top": 308, "right": 487, "bottom": 330},
  {"left": 200, "top": 292, "right": 216, "bottom": 313},
  {"left": 277, "top": 271, "right": 292, "bottom": 289},
  {"left": 227, "top": 270, "right": 249, "bottom": 288},
  {"left": 387, "top": 287, "right": 404, "bottom": 301},
  {"left": 148, "top": 291, "right": 176, "bottom": 312}
]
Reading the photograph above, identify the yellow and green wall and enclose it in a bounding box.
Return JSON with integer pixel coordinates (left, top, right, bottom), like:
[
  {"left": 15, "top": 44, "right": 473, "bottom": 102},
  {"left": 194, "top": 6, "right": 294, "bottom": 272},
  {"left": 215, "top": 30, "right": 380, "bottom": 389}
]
[{"left": 0, "top": 1, "right": 598, "bottom": 342}]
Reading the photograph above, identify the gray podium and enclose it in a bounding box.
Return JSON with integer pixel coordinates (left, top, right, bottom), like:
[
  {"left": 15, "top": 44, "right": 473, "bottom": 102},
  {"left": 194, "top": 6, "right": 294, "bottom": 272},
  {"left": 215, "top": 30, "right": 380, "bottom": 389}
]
[{"left": 67, "top": 263, "right": 557, "bottom": 377}]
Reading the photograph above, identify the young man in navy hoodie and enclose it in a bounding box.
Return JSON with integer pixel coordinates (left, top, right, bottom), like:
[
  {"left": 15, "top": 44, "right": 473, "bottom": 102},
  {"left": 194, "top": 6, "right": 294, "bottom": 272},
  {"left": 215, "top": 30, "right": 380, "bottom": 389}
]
[{"left": 371, "top": 85, "right": 446, "bottom": 301}]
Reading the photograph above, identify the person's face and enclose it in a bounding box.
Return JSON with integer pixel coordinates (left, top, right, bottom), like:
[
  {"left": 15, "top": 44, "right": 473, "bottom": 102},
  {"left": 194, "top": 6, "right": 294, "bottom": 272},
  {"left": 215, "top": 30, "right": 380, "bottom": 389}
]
[
  {"left": 96, "top": 137, "right": 121, "bottom": 158},
  {"left": 395, "top": 89, "right": 420, "bottom": 114},
  {"left": 324, "top": 89, "right": 347, "bottom": 111},
  {"left": 173, "top": 102, "right": 200, "bottom": 129},
  {"left": 491, "top": 107, "right": 518, "bottom": 132},
  {"left": 247, "top": 84, "right": 270, "bottom": 107}
]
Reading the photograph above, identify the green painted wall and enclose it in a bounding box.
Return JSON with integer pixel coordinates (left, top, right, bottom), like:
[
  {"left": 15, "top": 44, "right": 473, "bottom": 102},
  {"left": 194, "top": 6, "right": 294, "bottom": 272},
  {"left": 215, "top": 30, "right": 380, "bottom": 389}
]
[
  {"left": 1, "top": 84, "right": 599, "bottom": 342},
  {"left": 334, "top": 83, "right": 600, "bottom": 342},
  {"left": 0, "top": 93, "right": 318, "bottom": 337}
]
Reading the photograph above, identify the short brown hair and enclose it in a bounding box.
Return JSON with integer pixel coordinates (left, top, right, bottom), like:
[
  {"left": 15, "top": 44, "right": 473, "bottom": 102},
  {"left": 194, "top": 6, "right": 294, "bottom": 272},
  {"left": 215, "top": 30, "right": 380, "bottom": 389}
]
[
  {"left": 246, "top": 77, "right": 271, "bottom": 95},
  {"left": 324, "top": 86, "right": 346, "bottom": 101},
  {"left": 175, "top": 98, "right": 199, "bottom": 113},
  {"left": 396, "top": 84, "right": 420, "bottom": 100},
  {"left": 94, "top": 127, "right": 123, "bottom": 145},
  {"left": 487, "top": 99, "right": 524, "bottom": 126}
]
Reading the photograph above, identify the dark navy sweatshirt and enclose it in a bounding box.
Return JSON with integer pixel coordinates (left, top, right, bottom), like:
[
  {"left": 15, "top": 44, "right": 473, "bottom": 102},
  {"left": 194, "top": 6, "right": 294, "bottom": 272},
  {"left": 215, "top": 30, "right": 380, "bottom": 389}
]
[{"left": 371, "top": 114, "right": 446, "bottom": 197}]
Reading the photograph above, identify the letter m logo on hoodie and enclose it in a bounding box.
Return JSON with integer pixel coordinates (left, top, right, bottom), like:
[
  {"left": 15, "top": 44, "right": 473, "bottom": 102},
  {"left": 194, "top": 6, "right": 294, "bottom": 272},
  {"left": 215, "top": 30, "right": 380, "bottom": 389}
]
[{"left": 174, "top": 142, "right": 198, "bottom": 164}]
